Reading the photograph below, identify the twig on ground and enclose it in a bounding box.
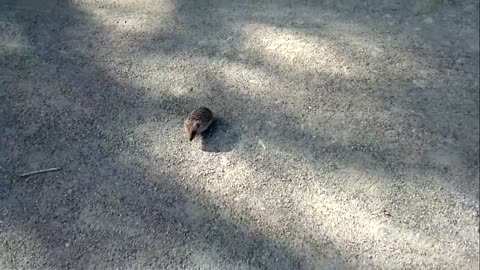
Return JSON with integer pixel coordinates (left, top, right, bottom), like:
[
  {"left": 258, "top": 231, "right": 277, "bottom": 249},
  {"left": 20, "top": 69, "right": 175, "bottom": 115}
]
[{"left": 19, "top": 167, "right": 61, "bottom": 177}]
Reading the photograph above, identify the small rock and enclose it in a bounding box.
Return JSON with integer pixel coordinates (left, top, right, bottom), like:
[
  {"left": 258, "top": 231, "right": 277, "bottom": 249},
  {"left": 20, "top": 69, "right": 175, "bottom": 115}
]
[
  {"left": 385, "top": 130, "right": 398, "bottom": 141},
  {"left": 464, "top": 4, "right": 474, "bottom": 12},
  {"left": 412, "top": 79, "right": 426, "bottom": 88},
  {"left": 423, "top": 17, "right": 434, "bottom": 24},
  {"left": 258, "top": 140, "right": 266, "bottom": 150},
  {"left": 455, "top": 58, "right": 465, "bottom": 65}
]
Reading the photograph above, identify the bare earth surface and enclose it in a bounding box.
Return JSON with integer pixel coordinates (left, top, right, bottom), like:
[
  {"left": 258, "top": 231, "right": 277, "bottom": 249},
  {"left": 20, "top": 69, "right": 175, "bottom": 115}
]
[{"left": 1, "top": 0, "right": 479, "bottom": 269}]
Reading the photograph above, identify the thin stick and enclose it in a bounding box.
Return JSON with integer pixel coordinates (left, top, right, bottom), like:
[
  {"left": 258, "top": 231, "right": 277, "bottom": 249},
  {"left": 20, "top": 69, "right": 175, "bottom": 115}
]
[{"left": 19, "top": 167, "right": 61, "bottom": 177}]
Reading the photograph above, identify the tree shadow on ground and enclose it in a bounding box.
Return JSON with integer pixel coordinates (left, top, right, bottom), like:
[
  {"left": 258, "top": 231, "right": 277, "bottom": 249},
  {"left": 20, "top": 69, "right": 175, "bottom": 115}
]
[
  {"left": 200, "top": 117, "right": 240, "bottom": 153},
  {"left": 163, "top": 0, "right": 479, "bottom": 196},
  {"left": 0, "top": 0, "right": 478, "bottom": 269},
  {"left": 0, "top": 0, "right": 352, "bottom": 269}
]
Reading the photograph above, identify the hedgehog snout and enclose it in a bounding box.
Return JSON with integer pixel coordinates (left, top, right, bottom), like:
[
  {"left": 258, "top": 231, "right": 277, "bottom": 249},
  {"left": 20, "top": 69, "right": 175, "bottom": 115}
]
[{"left": 189, "top": 130, "right": 196, "bottom": 141}]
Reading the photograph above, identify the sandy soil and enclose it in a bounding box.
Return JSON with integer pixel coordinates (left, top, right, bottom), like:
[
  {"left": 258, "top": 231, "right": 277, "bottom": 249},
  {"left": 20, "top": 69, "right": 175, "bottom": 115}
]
[{"left": 1, "top": 0, "right": 479, "bottom": 269}]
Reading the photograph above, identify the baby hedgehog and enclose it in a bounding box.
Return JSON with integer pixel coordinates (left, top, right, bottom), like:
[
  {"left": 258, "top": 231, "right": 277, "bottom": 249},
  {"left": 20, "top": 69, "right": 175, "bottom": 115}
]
[{"left": 184, "top": 107, "right": 214, "bottom": 141}]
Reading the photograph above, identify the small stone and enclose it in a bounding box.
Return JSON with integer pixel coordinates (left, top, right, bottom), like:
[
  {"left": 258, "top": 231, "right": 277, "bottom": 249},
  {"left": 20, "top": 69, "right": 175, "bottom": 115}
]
[
  {"left": 423, "top": 17, "right": 434, "bottom": 24},
  {"left": 258, "top": 140, "right": 266, "bottom": 150},
  {"left": 464, "top": 4, "right": 474, "bottom": 11},
  {"left": 385, "top": 130, "right": 398, "bottom": 141},
  {"left": 413, "top": 79, "right": 426, "bottom": 88}
]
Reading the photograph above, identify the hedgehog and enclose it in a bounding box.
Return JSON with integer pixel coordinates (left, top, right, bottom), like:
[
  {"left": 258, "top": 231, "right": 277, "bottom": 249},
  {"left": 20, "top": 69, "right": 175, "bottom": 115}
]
[{"left": 184, "top": 107, "right": 214, "bottom": 141}]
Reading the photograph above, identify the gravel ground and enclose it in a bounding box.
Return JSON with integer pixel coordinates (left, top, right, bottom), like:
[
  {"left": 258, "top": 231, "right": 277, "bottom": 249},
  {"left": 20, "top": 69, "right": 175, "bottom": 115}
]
[{"left": 0, "top": 0, "right": 479, "bottom": 269}]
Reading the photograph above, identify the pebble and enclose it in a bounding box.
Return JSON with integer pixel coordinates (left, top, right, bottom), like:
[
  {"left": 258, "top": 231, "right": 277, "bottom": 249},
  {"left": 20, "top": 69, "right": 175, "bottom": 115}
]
[
  {"left": 385, "top": 130, "right": 398, "bottom": 141},
  {"left": 423, "top": 17, "right": 434, "bottom": 24},
  {"left": 258, "top": 140, "right": 266, "bottom": 150},
  {"left": 412, "top": 79, "right": 426, "bottom": 88}
]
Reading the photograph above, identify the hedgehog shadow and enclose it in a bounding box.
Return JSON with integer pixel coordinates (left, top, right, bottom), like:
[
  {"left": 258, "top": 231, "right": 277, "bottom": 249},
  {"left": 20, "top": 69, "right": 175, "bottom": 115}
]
[{"left": 201, "top": 117, "right": 239, "bottom": 153}]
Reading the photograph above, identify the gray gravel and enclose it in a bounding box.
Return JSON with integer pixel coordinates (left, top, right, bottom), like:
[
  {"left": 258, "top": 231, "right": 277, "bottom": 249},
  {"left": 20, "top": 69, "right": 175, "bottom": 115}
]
[{"left": 1, "top": 0, "right": 479, "bottom": 269}]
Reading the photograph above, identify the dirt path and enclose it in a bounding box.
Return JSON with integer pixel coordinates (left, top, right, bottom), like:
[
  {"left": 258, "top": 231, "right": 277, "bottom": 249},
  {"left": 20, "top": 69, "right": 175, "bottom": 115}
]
[{"left": 1, "top": 0, "right": 479, "bottom": 269}]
